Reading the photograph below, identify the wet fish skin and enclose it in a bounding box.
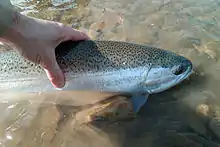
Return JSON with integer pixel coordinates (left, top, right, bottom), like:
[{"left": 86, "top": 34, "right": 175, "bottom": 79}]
[
  {"left": 0, "top": 40, "right": 192, "bottom": 94},
  {"left": 0, "top": 40, "right": 193, "bottom": 113}
]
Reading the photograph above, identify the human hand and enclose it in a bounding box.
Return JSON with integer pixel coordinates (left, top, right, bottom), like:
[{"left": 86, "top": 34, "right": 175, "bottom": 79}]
[{"left": 2, "top": 12, "right": 90, "bottom": 89}]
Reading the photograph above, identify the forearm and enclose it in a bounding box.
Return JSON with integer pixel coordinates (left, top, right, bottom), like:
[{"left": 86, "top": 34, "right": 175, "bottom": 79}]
[{"left": 0, "top": 0, "right": 16, "bottom": 37}]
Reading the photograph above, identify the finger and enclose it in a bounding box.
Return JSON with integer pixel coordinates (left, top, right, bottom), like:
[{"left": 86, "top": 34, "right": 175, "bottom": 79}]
[
  {"left": 41, "top": 52, "right": 65, "bottom": 88},
  {"left": 62, "top": 26, "right": 90, "bottom": 41}
]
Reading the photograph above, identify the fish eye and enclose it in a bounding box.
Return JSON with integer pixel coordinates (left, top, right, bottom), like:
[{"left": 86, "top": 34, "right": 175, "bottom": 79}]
[
  {"left": 93, "top": 116, "right": 106, "bottom": 121},
  {"left": 172, "top": 65, "right": 186, "bottom": 75},
  {"left": 172, "top": 59, "right": 192, "bottom": 75}
]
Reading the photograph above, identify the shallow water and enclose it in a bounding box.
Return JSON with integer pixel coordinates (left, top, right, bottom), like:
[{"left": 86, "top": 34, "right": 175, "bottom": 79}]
[{"left": 1, "top": 0, "right": 220, "bottom": 146}]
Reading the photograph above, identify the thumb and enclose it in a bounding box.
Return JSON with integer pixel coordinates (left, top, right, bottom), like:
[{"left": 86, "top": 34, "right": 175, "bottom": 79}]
[
  {"left": 61, "top": 26, "right": 90, "bottom": 41},
  {"left": 41, "top": 52, "right": 65, "bottom": 88}
]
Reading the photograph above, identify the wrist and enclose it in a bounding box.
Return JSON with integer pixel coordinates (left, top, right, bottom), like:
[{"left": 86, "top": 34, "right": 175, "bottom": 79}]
[
  {"left": 0, "top": 5, "right": 14, "bottom": 36},
  {"left": 1, "top": 12, "right": 29, "bottom": 46}
]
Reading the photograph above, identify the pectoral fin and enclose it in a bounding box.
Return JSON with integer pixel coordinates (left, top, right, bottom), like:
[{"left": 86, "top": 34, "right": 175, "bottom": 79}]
[{"left": 131, "top": 93, "right": 149, "bottom": 113}]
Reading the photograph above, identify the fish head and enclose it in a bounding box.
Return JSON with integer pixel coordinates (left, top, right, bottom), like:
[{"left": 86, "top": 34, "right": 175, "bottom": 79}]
[{"left": 144, "top": 51, "right": 193, "bottom": 94}]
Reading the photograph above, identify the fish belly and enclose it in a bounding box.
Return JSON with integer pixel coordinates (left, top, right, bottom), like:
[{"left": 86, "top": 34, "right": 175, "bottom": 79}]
[{"left": 0, "top": 66, "right": 148, "bottom": 93}]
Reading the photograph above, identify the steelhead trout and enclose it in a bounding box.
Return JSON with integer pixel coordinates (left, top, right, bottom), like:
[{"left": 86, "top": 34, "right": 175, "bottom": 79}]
[{"left": 0, "top": 40, "right": 193, "bottom": 113}]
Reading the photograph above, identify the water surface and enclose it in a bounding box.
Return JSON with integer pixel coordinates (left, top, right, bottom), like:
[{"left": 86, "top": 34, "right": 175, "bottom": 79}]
[{"left": 1, "top": 0, "right": 220, "bottom": 146}]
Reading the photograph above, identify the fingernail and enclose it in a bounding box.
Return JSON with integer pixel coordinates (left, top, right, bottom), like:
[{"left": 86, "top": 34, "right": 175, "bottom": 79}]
[
  {"left": 54, "top": 79, "right": 65, "bottom": 88},
  {"left": 47, "top": 72, "right": 65, "bottom": 89},
  {"left": 55, "top": 87, "right": 63, "bottom": 91}
]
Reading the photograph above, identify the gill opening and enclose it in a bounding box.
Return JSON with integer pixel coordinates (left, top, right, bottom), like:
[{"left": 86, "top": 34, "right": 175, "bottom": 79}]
[{"left": 141, "top": 63, "right": 152, "bottom": 93}]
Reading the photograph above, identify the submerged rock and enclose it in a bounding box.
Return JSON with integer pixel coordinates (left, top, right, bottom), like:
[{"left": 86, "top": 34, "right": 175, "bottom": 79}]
[
  {"left": 209, "top": 117, "right": 220, "bottom": 140},
  {"left": 178, "top": 36, "right": 201, "bottom": 48},
  {"left": 73, "top": 96, "right": 136, "bottom": 125}
]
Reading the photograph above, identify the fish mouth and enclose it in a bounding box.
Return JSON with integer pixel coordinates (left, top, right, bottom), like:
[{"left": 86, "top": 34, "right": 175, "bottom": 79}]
[{"left": 175, "top": 61, "right": 193, "bottom": 85}]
